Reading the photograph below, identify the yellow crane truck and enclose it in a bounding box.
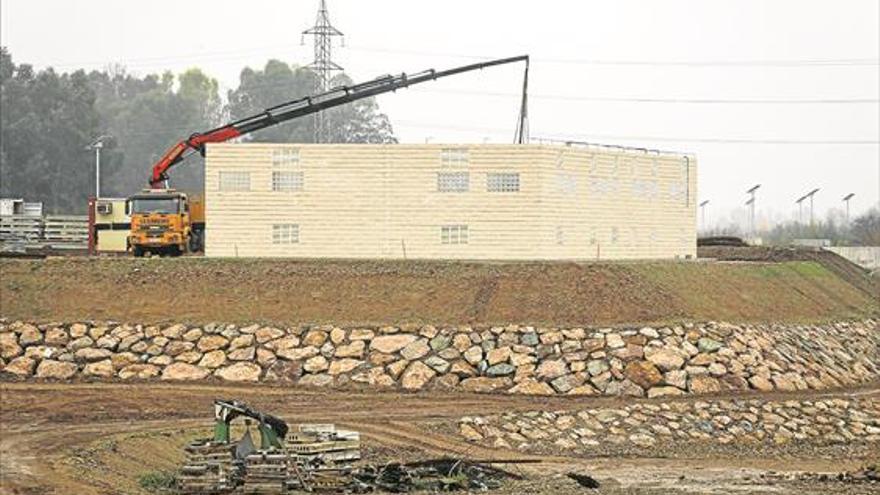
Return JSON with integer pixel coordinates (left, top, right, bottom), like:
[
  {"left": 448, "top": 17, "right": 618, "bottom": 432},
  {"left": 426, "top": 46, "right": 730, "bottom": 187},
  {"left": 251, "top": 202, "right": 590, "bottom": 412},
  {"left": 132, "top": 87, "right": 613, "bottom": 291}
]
[{"left": 127, "top": 189, "right": 204, "bottom": 257}]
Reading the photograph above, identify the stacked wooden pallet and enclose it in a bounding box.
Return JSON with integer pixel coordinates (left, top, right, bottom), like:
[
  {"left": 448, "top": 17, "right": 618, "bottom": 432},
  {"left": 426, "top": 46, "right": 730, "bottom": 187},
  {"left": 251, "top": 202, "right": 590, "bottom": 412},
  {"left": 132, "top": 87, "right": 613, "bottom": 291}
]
[
  {"left": 178, "top": 441, "right": 239, "bottom": 495},
  {"left": 288, "top": 424, "right": 361, "bottom": 463},
  {"left": 0, "top": 215, "right": 43, "bottom": 241},
  {"left": 43, "top": 215, "right": 88, "bottom": 242},
  {"left": 241, "top": 451, "right": 308, "bottom": 494}
]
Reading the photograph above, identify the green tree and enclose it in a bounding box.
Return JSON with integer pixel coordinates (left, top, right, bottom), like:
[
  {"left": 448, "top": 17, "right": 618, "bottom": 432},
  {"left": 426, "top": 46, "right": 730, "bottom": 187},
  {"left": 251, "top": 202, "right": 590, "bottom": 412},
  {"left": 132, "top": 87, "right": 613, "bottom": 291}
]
[
  {"left": 1, "top": 51, "right": 397, "bottom": 213},
  {"left": 1, "top": 47, "right": 100, "bottom": 213},
  {"left": 324, "top": 73, "right": 396, "bottom": 144},
  {"left": 851, "top": 209, "right": 880, "bottom": 246},
  {"left": 90, "top": 67, "right": 223, "bottom": 195},
  {"left": 227, "top": 60, "right": 396, "bottom": 144}
]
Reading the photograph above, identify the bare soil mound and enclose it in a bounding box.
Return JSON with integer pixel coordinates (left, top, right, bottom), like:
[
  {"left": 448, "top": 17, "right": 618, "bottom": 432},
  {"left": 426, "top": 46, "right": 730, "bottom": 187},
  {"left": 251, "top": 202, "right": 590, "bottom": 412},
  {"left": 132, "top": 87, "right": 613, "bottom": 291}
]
[{"left": 1, "top": 253, "right": 877, "bottom": 326}]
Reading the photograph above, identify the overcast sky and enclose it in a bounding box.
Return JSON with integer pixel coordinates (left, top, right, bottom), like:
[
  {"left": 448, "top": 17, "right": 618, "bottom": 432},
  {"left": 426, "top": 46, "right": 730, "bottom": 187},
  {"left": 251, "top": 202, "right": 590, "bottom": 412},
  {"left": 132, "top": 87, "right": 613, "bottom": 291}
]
[{"left": 2, "top": 0, "right": 878, "bottom": 226}]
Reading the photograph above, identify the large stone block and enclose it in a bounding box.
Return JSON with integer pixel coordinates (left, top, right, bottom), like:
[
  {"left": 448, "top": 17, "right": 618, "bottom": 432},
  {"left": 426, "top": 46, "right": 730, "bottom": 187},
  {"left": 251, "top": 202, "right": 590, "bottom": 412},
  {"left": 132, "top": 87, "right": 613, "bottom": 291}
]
[
  {"left": 35, "top": 359, "right": 79, "bottom": 379},
  {"left": 370, "top": 335, "right": 418, "bottom": 354},
  {"left": 162, "top": 363, "right": 210, "bottom": 381}
]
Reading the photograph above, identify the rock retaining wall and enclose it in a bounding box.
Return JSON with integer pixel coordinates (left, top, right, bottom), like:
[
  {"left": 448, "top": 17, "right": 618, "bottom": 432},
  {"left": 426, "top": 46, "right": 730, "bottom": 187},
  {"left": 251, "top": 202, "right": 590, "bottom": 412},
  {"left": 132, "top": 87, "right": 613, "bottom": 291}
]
[
  {"left": 1, "top": 319, "right": 877, "bottom": 397},
  {"left": 457, "top": 396, "right": 880, "bottom": 455}
]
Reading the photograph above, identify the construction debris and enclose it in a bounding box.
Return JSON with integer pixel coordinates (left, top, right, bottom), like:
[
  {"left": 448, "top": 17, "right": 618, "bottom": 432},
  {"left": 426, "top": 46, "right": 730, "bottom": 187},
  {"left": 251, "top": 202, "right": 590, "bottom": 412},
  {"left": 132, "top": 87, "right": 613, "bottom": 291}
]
[
  {"left": 812, "top": 464, "right": 879, "bottom": 484},
  {"left": 178, "top": 400, "right": 360, "bottom": 494},
  {"left": 352, "top": 458, "right": 525, "bottom": 493},
  {"left": 566, "top": 472, "right": 601, "bottom": 489}
]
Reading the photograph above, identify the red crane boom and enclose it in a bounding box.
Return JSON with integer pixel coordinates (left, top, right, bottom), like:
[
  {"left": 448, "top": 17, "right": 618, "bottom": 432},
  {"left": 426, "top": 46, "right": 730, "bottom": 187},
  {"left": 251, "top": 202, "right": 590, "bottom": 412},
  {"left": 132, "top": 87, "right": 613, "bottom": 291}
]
[{"left": 149, "top": 55, "right": 530, "bottom": 188}]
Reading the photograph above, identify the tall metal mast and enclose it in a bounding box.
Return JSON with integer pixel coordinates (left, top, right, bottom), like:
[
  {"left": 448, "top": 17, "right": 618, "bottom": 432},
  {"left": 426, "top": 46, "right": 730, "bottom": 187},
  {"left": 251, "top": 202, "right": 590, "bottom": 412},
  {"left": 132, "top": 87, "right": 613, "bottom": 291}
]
[{"left": 302, "top": 0, "right": 344, "bottom": 143}]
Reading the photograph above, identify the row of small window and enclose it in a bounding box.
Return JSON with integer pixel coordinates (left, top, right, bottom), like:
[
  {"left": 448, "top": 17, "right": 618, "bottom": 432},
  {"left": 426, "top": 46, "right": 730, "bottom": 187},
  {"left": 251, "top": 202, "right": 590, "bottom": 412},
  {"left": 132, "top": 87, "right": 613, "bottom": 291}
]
[
  {"left": 588, "top": 227, "right": 687, "bottom": 245},
  {"left": 220, "top": 171, "right": 304, "bottom": 192},
  {"left": 272, "top": 224, "right": 684, "bottom": 247},
  {"left": 437, "top": 172, "right": 520, "bottom": 193},
  {"left": 271, "top": 224, "right": 468, "bottom": 245}
]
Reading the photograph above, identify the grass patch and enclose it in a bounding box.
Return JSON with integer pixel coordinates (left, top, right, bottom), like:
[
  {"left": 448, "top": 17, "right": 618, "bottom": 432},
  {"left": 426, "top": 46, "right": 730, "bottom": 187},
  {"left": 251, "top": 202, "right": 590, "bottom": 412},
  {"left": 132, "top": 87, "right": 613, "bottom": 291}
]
[
  {"left": 138, "top": 470, "right": 177, "bottom": 493},
  {"left": 788, "top": 261, "right": 833, "bottom": 278}
]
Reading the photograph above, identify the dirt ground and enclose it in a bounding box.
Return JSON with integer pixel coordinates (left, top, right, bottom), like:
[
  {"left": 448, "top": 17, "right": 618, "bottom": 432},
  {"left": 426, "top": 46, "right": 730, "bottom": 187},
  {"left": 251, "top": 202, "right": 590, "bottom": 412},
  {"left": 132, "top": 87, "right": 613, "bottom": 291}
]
[
  {"left": 2, "top": 250, "right": 878, "bottom": 494},
  {"left": 1, "top": 255, "right": 877, "bottom": 327},
  {"left": 1, "top": 381, "right": 878, "bottom": 495}
]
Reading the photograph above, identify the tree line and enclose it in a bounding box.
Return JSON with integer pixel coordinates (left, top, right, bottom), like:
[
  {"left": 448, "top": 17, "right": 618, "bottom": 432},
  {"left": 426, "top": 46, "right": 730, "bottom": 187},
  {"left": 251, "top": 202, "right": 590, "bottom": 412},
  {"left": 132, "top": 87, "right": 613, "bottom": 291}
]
[
  {"left": 0, "top": 47, "right": 396, "bottom": 213},
  {"left": 703, "top": 208, "right": 880, "bottom": 247}
]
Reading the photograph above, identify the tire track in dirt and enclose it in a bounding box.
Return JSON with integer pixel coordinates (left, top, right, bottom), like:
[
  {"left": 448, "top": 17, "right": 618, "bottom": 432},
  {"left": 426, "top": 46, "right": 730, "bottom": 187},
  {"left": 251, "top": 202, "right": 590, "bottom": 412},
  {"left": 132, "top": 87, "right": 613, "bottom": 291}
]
[{"left": 2, "top": 382, "right": 878, "bottom": 494}]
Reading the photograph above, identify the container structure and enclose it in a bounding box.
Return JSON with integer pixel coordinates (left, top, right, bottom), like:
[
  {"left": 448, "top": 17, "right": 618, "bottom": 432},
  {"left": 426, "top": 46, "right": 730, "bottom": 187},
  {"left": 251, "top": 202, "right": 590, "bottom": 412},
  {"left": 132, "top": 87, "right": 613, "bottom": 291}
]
[
  {"left": 92, "top": 198, "right": 131, "bottom": 253},
  {"left": 204, "top": 143, "right": 697, "bottom": 260}
]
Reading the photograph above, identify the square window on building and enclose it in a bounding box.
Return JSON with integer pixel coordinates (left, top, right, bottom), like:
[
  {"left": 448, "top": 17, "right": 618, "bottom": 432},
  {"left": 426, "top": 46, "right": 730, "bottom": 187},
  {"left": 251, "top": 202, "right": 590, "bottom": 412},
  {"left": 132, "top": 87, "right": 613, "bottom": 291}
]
[
  {"left": 219, "top": 171, "right": 250, "bottom": 191},
  {"left": 437, "top": 172, "right": 469, "bottom": 192},
  {"left": 271, "top": 148, "right": 300, "bottom": 167},
  {"left": 441, "top": 148, "right": 469, "bottom": 167},
  {"left": 272, "top": 224, "right": 299, "bottom": 244},
  {"left": 272, "top": 171, "right": 304, "bottom": 192},
  {"left": 487, "top": 172, "right": 520, "bottom": 192},
  {"left": 441, "top": 225, "right": 468, "bottom": 245}
]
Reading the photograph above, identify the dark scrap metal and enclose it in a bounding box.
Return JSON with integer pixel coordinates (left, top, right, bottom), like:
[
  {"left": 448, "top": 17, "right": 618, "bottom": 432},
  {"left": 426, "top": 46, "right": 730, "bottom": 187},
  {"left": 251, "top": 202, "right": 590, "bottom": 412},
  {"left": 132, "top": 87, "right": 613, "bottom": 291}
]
[
  {"left": 566, "top": 472, "right": 601, "bottom": 489},
  {"left": 352, "top": 457, "right": 534, "bottom": 493}
]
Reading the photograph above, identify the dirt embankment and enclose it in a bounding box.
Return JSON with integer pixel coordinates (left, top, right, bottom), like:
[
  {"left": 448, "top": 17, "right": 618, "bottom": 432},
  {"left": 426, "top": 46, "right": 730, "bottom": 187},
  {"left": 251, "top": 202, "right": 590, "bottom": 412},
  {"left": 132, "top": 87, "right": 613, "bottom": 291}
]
[
  {"left": 1, "top": 255, "right": 877, "bottom": 327},
  {"left": 699, "top": 245, "right": 880, "bottom": 296}
]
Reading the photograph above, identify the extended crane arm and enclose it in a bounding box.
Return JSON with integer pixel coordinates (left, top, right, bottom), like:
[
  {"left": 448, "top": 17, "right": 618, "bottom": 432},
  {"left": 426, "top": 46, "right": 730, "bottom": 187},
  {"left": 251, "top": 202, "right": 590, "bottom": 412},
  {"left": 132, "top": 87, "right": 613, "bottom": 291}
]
[{"left": 149, "top": 55, "right": 530, "bottom": 188}]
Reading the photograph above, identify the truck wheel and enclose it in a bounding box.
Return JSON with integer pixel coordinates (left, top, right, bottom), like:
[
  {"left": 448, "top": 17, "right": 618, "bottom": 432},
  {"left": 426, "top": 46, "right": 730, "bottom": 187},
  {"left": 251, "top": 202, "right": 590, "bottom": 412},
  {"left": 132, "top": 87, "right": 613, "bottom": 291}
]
[
  {"left": 133, "top": 246, "right": 145, "bottom": 257},
  {"left": 188, "top": 233, "right": 199, "bottom": 253}
]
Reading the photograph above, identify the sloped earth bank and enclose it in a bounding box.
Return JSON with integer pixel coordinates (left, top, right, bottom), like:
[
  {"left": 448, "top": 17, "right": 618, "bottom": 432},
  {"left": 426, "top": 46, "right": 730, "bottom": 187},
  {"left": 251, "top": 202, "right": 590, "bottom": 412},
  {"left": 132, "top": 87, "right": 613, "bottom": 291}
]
[
  {"left": 1, "top": 382, "right": 879, "bottom": 495},
  {"left": 1, "top": 255, "right": 877, "bottom": 327}
]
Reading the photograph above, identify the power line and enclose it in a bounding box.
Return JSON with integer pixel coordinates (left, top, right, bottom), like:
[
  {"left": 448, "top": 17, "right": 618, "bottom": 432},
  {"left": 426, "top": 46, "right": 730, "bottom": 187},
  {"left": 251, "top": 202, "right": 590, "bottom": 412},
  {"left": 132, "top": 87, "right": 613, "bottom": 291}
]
[
  {"left": 97, "top": 116, "right": 879, "bottom": 147},
  {"left": 217, "top": 74, "right": 879, "bottom": 105},
  {"left": 346, "top": 46, "right": 880, "bottom": 67},
  {"left": 20, "top": 41, "right": 880, "bottom": 71},
  {"left": 391, "top": 120, "right": 880, "bottom": 145},
  {"left": 407, "top": 87, "right": 880, "bottom": 105}
]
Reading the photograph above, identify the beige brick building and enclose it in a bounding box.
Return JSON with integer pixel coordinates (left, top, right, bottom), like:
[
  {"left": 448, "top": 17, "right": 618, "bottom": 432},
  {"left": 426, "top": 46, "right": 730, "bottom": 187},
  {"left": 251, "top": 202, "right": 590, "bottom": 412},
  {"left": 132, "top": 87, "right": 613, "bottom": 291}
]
[{"left": 204, "top": 143, "right": 697, "bottom": 260}]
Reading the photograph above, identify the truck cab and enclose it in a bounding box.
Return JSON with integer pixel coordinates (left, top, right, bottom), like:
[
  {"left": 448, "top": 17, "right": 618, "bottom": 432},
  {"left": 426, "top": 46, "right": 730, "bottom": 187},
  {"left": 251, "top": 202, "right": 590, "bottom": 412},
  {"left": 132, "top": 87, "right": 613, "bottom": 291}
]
[{"left": 127, "top": 189, "right": 204, "bottom": 257}]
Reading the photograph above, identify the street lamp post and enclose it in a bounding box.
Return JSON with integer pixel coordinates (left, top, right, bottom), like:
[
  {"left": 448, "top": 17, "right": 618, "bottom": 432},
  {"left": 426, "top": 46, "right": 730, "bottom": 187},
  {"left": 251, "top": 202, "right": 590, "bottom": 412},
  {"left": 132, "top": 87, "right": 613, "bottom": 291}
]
[
  {"left": 842, "top": 193, "right": 855, "bottom": 225},
  {"left": 805, "top": 188, "right": 819, "bottom": 227},
  {"left": 745, "top": 184, "right": 761, "bottom": 236},
  {"left": 699, "top": 200, "right": 709, "bottom": 232},
  {"left": 795, "top": 188, "right": 820, "bottom": 229},
  {"left": 86, "top": 136, "right": 111, "bottom": 198}
]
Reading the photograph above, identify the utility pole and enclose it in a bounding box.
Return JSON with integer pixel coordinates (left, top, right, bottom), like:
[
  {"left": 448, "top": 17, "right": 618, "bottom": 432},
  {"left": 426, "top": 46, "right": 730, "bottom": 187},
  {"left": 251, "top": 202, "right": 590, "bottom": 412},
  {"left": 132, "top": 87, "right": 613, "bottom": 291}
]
[
  {"left": 746, "top": 184, "right": 760, "bottom": 236},
  {"left": 302, "top": 0, "right": 344, "bottom": 144},
  {"left": 842, "top": 193, "right": 854, "bottom": 225},
  {"left": 699, "top": 200, "right": 709, "bottom": 232}
]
